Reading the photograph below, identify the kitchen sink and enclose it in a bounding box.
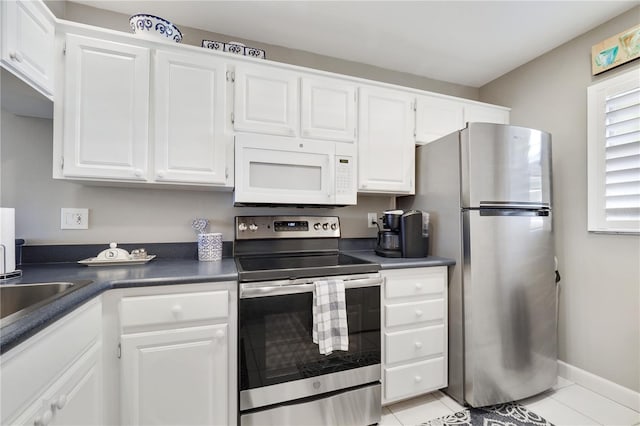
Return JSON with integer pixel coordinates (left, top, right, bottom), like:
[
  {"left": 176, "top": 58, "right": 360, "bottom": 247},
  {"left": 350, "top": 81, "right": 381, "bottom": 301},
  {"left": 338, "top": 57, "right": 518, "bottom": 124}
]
[{"left": 0, "top": 280, "right": 93, "bottom": 327}]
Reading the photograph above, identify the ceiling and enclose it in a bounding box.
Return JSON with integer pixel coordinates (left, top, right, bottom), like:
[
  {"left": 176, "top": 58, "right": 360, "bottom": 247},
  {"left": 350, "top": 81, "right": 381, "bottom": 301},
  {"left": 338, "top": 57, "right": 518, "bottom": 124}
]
[{"left": 69, "top": 1, "right": 638, "bottom": 87}]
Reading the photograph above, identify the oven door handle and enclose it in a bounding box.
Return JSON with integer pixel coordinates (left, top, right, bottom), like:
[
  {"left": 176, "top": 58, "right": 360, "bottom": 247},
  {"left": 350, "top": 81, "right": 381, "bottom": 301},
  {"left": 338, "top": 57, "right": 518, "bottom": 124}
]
[{"left": 240, "top": 276, "right": 383, "bottom": 298}]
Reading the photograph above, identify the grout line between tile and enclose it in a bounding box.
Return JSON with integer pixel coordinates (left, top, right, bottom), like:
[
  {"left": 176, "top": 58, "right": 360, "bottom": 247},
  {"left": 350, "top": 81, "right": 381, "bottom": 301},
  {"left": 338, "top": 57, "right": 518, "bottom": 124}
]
[{"left": 545, "top": 390, "right": 606, "bottom": 426}]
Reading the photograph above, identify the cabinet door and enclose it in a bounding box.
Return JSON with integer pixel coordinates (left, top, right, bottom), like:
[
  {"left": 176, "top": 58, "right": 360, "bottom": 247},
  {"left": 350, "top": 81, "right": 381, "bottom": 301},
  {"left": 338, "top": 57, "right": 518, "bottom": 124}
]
[
  {"left": 301, "top": 76, "right": 356, "bottom": 142},
  {"left": 415, "top": 96, "right": 464, "bottom": 145},
  {"left": 50, "top": 343, "right": 103, "bottom": 426},
  {"left": 121, "top": 324, "right": 228, "bottom": 426},
  {"left": 464, "top": 103, "right": 510, "bottom": 126},
  {"left": 234, "top": 65, "right": 298, "bottom": 136},
  {"left": 8, "top": 342, "right": 103, "bottom": 426},
  {"left": 62, "top": 34, "right": 150, "bottom": 181},
  {"left": 154, "top": 50, "right": 231, "bottom": 186},
  {"left": 1, "top": 0, "right": 54, "bottom": 97},
  {"left": 358, "top": 86, "right": 415, "bottom": 194}
]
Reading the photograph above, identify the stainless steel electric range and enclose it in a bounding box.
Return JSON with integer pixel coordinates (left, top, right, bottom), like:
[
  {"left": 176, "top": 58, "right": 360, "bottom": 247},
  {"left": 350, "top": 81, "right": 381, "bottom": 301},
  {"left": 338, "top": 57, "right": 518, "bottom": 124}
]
[{"left": 234, "top": 215, "right": 382, "bottom": 426}]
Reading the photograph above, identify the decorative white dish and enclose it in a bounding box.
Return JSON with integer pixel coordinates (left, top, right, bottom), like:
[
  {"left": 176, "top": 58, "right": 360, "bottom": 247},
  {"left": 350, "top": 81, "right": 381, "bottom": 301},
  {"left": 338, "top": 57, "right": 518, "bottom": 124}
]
[
  {"left": 130, "top": 14, "right": 183, "bottom": 43},
  {"left": 201, "top": 39, "right": 266, "bottom": 59},
  {"left": 78, "top": 255, "right": 156, "bottom": 266}
]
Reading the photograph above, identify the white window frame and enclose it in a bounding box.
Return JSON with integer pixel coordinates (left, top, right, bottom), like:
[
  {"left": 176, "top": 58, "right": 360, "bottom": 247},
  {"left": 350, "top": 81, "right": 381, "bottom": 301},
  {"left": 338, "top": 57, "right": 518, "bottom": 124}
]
[{"left": 587, "top": 67, "right": 640, "bottom": 234}]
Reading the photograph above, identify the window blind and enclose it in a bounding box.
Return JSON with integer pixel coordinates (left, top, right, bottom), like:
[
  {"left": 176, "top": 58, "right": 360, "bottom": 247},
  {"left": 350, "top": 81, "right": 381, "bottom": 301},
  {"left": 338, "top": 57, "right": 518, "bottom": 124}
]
[
  {"left": 604, "top": 87, "right": 640, "bottom": 222},
  {"left": 587, "top": 67, "right": 640, "bottom": 233}
]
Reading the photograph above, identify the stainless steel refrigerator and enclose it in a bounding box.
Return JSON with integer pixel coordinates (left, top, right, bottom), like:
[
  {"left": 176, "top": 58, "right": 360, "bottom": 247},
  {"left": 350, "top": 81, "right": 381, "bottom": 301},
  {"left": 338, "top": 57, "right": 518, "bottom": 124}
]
[{"left": 398, "top": 123, "right": 557, "bottom": 407}]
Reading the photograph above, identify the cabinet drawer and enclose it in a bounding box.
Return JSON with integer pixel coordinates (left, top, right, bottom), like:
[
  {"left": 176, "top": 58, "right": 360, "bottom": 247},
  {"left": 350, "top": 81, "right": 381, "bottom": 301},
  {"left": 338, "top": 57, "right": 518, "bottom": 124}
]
[
  {"left": 1, "top": 299, "right": 101, "bottom": 424},
  {"left": 384, "top": 357, "right": 446, "bottom": 402},
  {"left": 385, "top": 299, "right": 444, "bottom": 328},
  {"left": 385, "top": 325, "right": 444, "bottom": 365},
  {"left": 120, "top": 290, "right": 228, "bottom": 329},
  {"left": 384, "top": 267, "right": 445, "bottom": 299}
]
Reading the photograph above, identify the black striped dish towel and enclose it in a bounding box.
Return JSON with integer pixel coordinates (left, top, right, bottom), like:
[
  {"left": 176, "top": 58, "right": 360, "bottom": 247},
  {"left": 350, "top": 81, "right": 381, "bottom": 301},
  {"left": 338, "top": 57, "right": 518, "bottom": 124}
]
[{"left": 312, "top": 279, "right": 349, "bottom": 355}]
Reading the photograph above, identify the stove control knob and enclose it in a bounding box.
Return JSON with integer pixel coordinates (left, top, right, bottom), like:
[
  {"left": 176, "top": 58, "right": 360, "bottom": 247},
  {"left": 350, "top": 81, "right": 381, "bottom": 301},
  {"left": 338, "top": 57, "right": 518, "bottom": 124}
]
[
  {"left": 322, "top": 223, "right": 328, "bottom": 230},
  {"left": 249, "top": 223, "right": 258, "bottom": 232},
  {"left": 330, "top": 223, "right": 337, "bottom": 231},
  {"left": 314, "top": 223, "right": 321, "bottom": 230},
  {"left": 238, "top": 223, "right": 247, "bottom": 232}
]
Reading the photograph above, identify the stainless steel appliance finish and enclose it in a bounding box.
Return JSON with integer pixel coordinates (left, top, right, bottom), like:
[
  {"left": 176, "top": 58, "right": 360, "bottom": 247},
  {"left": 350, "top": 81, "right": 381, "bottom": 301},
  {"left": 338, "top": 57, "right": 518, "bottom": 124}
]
[
  {"left": 240, "top": 383, "right": 381, "bottom": 426},
  {"left": 0, "top": 280, "right": 93, "bottom": 326},
  {"left": 236, "top": 215, "right": 382, "bottom": 425},
  {"left": 399, "top": 123, "right": 557, "bottom": 407},
  {"left": 240, "top": 362, "right": 380, "bottom": 411}
]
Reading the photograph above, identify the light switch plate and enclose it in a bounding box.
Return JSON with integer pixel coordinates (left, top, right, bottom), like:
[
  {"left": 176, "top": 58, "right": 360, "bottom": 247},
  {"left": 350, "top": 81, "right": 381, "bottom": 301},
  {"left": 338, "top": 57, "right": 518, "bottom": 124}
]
[{"left": 61, "top": 208, "right": 89, "bottom": 229}]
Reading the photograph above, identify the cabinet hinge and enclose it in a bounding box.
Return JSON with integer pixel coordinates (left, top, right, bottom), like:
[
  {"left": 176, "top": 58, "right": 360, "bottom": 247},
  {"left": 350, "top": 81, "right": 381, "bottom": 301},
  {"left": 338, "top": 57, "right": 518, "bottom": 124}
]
[
  {"left": 60, "top": 157, "right": 64, "bottom": 170},
  {"left": 231, "top": 71, "right": 235, "bottom": 82},
  {"left": 225, "top": 167, "right": 229, "bottom": 179},
  {"left": 62, "top": 42, "right": 66, "bottom": 56},
  {"left": 117, "top": 343, "right": 121, "bottom": 359},
  {"left": 231, "top": 112, "right": 235, "bottom": 124},
  {"left": 413, "top": 101, "right": 416, "bottom": 112}
]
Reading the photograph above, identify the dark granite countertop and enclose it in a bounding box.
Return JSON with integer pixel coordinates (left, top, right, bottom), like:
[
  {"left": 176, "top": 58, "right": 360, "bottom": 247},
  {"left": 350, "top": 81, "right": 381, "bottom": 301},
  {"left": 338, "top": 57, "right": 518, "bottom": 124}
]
[
  {"left": 345, "top": 250, "right": 455, "bottom": 269},
  {"left": 1, "top": 244, "right": 454, "bottom": 355},
  {"left": 0, "top": 258, "right": 237, "bottom": 355}
]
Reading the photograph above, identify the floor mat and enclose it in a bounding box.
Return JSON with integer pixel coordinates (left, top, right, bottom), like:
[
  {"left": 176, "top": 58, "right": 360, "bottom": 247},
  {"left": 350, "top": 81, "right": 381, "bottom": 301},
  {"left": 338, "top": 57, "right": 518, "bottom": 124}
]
[{"left": 418, "top": 402, "right": 554, "bottom": 426}]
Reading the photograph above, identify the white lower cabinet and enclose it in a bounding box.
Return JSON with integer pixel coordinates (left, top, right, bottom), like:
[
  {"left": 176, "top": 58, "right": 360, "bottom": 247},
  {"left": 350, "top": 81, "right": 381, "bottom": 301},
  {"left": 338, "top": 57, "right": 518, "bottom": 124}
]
[
  {"left": 381, "top": 267, "right": 448, "bottom": 405},
  {"left": 115, "top": 283, "right": 237, "bottom": 426},
  {"left": 0, "top": 299, "right": 103, "bottom": 425},
  {"left": 121, "top": 325, "right": 228, "bottom": 426}
]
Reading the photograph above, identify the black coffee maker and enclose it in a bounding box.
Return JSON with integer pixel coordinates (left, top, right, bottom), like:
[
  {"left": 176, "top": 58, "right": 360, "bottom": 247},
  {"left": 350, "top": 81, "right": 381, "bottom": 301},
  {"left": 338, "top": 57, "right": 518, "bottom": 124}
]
[
  {"left": 375, "top": 210, "right": 429, "bottom": 258},
  {"left": 375, "top": 210, "right": 403, "bottom": 257},
  {"left": 400, "top": 210, "right": 429, "bottom": 258}
]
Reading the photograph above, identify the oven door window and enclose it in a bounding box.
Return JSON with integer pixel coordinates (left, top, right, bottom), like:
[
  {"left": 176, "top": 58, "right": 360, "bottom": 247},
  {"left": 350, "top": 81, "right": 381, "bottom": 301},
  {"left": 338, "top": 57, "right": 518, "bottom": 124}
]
[{"left": 239, "top": 286, "right": 380, "bottom": 390}]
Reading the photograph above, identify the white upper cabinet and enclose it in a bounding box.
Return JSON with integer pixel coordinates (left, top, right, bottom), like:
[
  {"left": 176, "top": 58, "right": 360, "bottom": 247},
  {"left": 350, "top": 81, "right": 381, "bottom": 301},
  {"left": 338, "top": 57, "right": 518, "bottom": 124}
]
[
  {"left": 358, "top": 86, "right": 415, "bottom": 194},
  {"left": 301, "top": 76, "right": 356, "bottom": 142},
  {"left": 233, "top": 64, "right": 299, "bottom": 136},
  {"left": 415, "top": 96, "right": 464, "bottom": 144},
  {"left": 463, "top": 102, "right": 509, "bottom": 126},
  {"left": 416, "top": 95, "right": 510, "bottom": 145},
  {"left": 0, "top": 0, "right": 55, "bottom": 98},
  {"left": 61, "top": 34, "right": 150, "bottom": 181},
  {"left": 154, "top": 50, "right": 231, "bottom": 186}
]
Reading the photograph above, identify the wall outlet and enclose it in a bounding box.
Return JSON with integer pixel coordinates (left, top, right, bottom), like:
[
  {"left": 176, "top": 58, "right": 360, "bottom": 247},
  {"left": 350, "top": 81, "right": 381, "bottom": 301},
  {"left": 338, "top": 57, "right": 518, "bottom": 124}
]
[
  {"left": 61, "top": 208, "right": 89, "bottom": 230},
  {"left": 367, "top": 212, "right": 378, "bottom": 228}
]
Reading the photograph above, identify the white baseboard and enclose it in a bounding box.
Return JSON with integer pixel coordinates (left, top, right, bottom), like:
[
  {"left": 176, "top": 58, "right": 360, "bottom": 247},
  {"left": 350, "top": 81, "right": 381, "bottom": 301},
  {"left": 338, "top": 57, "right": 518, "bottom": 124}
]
[{"left": 558, "top": 360, "right": 640, "bottom": 413}]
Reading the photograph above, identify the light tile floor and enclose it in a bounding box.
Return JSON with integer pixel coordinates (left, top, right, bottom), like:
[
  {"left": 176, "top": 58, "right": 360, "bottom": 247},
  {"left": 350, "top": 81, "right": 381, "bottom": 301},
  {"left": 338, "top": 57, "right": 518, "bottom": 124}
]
[{"left": 382, "top": 378, "right": 640, "bottom": 426}]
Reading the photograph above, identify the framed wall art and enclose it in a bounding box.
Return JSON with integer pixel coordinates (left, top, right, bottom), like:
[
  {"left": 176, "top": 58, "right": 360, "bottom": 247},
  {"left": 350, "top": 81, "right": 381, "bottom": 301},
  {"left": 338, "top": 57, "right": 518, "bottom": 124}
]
[{"left": 591, "top": 24, "right": 640, "bottom": 75}]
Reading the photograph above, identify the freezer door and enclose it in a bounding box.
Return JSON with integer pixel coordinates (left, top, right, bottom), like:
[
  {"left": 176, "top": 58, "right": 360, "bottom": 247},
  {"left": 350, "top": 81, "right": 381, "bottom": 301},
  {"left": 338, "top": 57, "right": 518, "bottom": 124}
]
[
  {"left": 461, "top": 123, "right": 552, "bottom": 208},
  {"left": 463, "top": 209, "right": 557, "bottom": 407}
]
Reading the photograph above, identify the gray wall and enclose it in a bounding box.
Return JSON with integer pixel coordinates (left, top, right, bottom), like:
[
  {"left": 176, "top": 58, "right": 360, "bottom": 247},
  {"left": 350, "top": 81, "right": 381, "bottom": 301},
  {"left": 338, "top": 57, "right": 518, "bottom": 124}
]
[
  {"left": 58, "top": 2, "right": 479, "bottom": 100},
  {"left": 479, "top": 7, "right": 640, "bottom": 392},
  {"left": 2, "top": 1, "right": 481, "bottom": 245},
  {"left": 0, "top": 109, "right": 394, "bottom": 243}
]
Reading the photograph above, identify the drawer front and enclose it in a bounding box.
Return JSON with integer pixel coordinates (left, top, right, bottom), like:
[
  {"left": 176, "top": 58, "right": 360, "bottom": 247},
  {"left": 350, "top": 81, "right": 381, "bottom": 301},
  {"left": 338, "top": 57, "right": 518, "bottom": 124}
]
[
  {"left": 385, "top": 299, "right": 444, "bottom": 328},
  {"left": 384, "top": 357, "right": 446, "bottom": 402},
  {"left": 384, "top": 267, "right": 445, "bottom": 299},
  {"left": 385, "top": 325, "right": 444, "bottom": 365},
  {"left": 1, "top": 299, "right": 101, "bottom": 424},
  {"left": 120, "top": 290, "right": 228, "bottom": 329}
]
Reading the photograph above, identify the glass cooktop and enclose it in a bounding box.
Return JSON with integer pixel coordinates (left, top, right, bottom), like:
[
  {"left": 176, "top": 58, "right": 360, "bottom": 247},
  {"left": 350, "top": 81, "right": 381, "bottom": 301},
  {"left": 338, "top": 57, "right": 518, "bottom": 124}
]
[{"left": 235, "top": 252, "right": 379, "bottom": 282}]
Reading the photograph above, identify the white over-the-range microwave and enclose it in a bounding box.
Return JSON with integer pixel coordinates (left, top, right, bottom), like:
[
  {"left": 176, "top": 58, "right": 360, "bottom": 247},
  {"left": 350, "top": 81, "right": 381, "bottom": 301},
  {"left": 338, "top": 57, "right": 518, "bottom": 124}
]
[{"left": 234, "top": 133, "right": 357, "bottom": 206}]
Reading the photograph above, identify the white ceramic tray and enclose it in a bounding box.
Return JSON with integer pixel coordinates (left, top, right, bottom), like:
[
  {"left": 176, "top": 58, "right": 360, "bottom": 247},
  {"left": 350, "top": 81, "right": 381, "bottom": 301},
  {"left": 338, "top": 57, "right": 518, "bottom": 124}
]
[{"left": 78, "top": 255, "right": 156, "bottom": 266}]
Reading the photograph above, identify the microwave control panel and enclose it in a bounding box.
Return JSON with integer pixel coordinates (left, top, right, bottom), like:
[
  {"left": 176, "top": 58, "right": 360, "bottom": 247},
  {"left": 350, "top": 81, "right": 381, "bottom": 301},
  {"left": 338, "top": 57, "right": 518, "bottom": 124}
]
[{"left": 335, "top": 156, "right": 354, "bottom": 195}]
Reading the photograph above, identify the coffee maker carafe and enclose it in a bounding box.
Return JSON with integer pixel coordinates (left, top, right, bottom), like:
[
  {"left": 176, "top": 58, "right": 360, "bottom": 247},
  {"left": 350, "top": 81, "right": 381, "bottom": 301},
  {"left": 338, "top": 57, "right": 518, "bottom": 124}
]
[{"left": 375, "top": 210, "right": 403, "bottom": 258}]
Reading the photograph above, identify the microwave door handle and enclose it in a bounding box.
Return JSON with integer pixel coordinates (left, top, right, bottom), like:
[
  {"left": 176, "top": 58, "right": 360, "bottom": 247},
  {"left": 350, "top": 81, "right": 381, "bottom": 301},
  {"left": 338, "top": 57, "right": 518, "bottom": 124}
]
[{"left": 240, "top": 276, "right": 383, "bottom": 298}]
